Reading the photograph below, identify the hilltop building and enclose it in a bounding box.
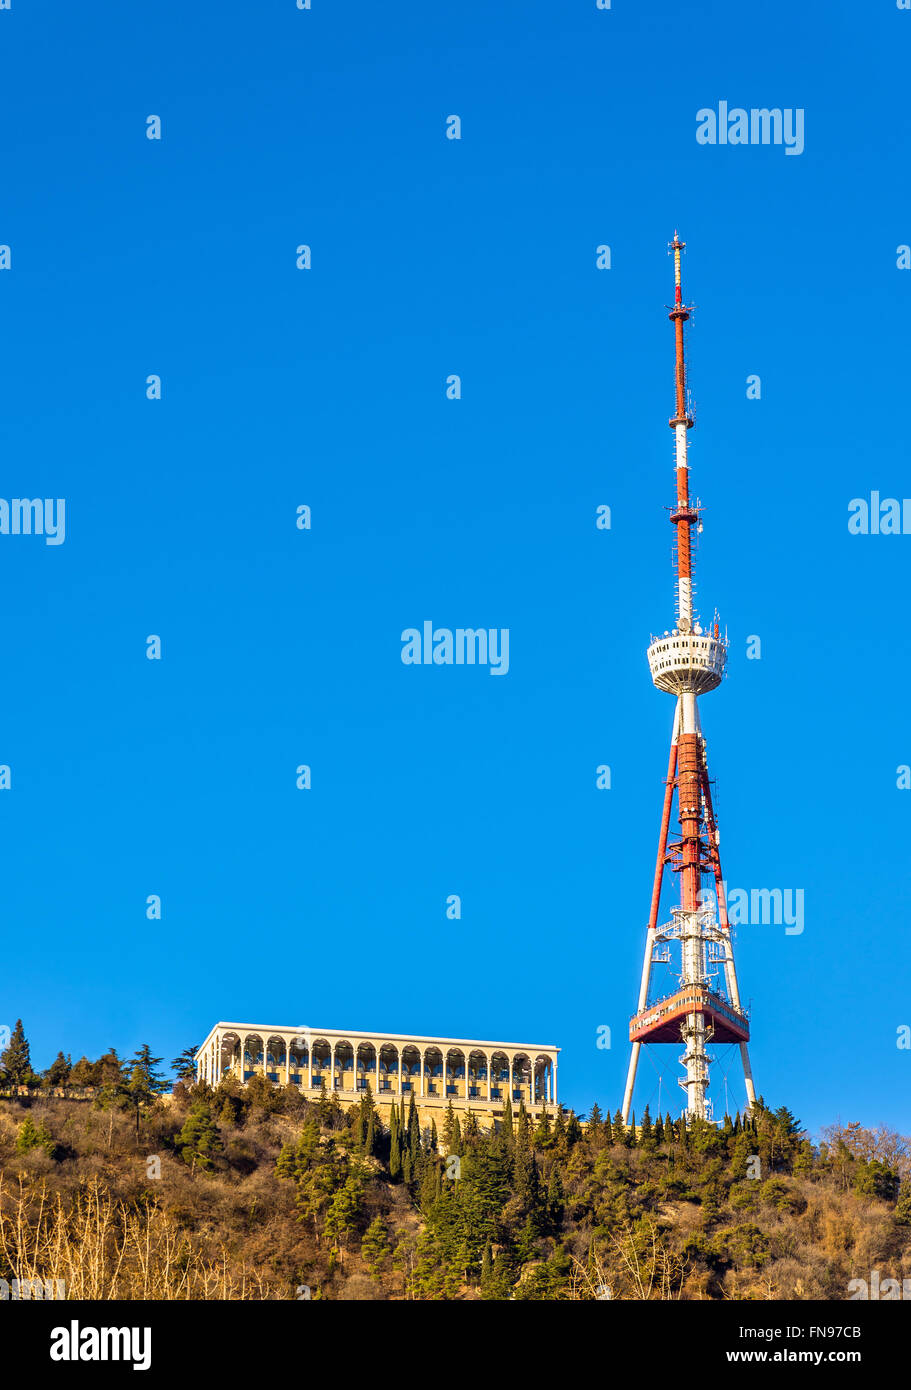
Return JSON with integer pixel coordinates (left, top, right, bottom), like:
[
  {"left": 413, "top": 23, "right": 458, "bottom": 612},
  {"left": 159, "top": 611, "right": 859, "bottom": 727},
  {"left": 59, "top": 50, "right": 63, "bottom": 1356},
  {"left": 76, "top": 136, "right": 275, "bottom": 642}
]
[{"left": 196, "top": 1022, "right": 560, "bottom": 1131}]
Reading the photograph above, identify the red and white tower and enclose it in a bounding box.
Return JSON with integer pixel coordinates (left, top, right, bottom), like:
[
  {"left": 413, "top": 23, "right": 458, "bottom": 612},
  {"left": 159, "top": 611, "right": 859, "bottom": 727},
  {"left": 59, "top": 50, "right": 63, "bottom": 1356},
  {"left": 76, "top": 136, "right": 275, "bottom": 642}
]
[{"left": 621, "top": 235, "right": 757, "bottom": 1125}]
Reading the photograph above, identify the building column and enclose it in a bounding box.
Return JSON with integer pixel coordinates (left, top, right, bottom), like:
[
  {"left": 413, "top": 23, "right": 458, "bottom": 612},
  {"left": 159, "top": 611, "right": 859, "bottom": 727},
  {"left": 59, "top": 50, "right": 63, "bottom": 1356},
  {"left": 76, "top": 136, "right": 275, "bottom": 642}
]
[
  {"left": 376, "top": 1049, "right": 381, "bottom": 1096},
  {"left": 284, "top": 1036, "right": 290, "bottom": 1086},
  {"left": 330, "top": 1044, "right": 335, "bottom": 1091},
  {"left": 308, "top": 1043, "right": 313, "bottom": 1092},
  {"left": 509, "top": 1055, "right": 514, "bottom": 1100},
  {"left": 420, "top": 1049, "right": 425, "bottom": 1098},
  {"left": 442, "top": 1052, "right": 447, "bottom": 1100},
  {"left": 397, "top": 1048, "right": 402, "bottom": 1095},
  {"left": 486, "top": 1052, "right": 492, "bottom": 1103},
  {"left": 553, "top": 1054, "right": 558, "bottom": 1106}
]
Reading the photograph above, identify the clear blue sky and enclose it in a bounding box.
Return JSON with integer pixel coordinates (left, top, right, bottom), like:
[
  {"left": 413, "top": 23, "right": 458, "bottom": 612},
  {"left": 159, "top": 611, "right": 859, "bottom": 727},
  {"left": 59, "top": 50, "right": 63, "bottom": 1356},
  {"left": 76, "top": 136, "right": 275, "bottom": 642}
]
[{"left": 0, "top": 0, "right": 908, "bottom": 1138}]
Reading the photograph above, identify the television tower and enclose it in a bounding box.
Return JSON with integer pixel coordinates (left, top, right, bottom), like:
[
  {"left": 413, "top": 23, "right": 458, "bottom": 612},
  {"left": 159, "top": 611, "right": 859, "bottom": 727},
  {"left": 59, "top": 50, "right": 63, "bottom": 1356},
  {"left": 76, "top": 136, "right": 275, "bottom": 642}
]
[{"left": 621, "top": 235, "right": 756, "bottom": 1125}]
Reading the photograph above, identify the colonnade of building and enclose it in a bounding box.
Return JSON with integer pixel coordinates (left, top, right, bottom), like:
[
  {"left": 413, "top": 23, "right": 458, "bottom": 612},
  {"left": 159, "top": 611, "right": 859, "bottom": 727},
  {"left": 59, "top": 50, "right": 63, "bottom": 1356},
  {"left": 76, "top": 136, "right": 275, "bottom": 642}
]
[{"left": 195, "top": 1023, "right": 559, "bottom": 1113}]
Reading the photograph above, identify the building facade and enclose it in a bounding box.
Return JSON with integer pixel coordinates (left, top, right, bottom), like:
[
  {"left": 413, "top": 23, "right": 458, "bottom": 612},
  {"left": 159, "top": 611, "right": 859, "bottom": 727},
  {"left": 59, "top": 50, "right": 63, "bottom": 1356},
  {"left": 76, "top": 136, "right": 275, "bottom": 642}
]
[{"left": 195, "top": 1022, "right": 560, "bottom": 1129}]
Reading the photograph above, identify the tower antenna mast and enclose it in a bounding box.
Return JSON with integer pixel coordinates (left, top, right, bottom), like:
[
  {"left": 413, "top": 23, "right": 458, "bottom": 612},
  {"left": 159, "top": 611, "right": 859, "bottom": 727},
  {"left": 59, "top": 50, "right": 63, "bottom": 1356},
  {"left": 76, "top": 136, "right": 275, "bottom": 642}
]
[{"left": 621, "top": 235, "right": 757, "bottom": 1126}]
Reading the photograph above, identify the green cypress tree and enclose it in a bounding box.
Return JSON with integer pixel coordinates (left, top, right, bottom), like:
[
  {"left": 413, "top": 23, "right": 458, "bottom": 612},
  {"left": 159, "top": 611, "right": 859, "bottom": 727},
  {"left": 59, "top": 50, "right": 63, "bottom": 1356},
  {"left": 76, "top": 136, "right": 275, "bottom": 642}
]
[
  {"left": 442, "top": 1100, "right": 457, "bottom": 1154},
  {"left": 500, "top": 1098, "right": 515, "bottom": 1154},
  {"left": 389, "top": 1103, "right": 402, "bottom": 1180},
  {"left": 407, "top": 1091, "right": 420, "bottom": 1154},
  {"left": 547, "top": 1163, "right": 564, "bottom": 1231}
]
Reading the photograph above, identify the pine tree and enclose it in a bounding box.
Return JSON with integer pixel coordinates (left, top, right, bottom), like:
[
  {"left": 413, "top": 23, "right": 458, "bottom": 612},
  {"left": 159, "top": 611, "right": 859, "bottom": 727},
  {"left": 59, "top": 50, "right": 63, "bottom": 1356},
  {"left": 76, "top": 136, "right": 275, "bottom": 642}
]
[
  {"left": 171, "top": 1046, "right": 199, "bottom": 1083},
  {"left": 46, "top": 1052, "right": 71, "bottom": 1090},
  {"left": 480, "top": 1241, "right": 494, "bottom": 1297},
  {"left": 324, "top": 1177, "right": 363, "bottom": 1269},
  {"left": 176, "top": 1101, "right": 223, "bottom": 1171},
  {"left": 514, "top": 1143, "right": 542, "bottom": 1219},
  {"left": 533, "top": 1106, "right": 553, "bottom": 1149},
  {"left": 16, "top": 1116, "right": 55, "bottom": 1156},
  {"left": 588, "top": 1102, "right": 604, "bottom": 1149},
  {"left": 125, "top": 1046, "right": 167, "bottom": 1138},
  {"left": 2, "top": 1020, "right": 32, "bottom": 1088},
  {"left": 361, "top": 1215, "right": 390, "bottom": 1281},
  {"left": 793, "top": 1138, "right": 814, "bottom": 1177},
  {"left": 130, "top": 1044, "right": 168, "bottom": 1093},
  {"left": 565, "top": 1111, "right": 583, "bottom": 1147},
  {"left": 276, "top": 1142, "right": 297, "bottom": 1180}
]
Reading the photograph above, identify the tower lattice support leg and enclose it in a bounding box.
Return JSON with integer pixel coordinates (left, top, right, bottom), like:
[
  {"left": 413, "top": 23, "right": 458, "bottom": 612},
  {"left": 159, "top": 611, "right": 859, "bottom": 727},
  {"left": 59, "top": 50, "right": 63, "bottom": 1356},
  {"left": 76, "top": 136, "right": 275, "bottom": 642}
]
[
  {"left": 621, "top": 702, "right": 679, "bottom": 1124},
  {"left": 699, "top": 712, "right": 757, "bottom": 1114},
  {"left": 739, "top": 1043, "right": 757, "bottom": 1112}
]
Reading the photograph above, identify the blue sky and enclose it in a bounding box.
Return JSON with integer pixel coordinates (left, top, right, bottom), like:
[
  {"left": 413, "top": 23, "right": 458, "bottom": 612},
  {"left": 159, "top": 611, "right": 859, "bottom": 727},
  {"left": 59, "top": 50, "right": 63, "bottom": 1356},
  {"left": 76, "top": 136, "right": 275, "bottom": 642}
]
[{"left": 0, "top": 0, "right": 909, "bottom": 1138}]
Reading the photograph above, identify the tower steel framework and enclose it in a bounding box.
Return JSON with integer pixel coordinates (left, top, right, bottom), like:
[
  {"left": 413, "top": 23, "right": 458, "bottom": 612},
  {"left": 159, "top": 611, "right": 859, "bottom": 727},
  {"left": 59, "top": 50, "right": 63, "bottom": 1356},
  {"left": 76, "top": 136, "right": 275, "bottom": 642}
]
[{"left": 621, "top": 235, "right": 757, "bottom": 1125}]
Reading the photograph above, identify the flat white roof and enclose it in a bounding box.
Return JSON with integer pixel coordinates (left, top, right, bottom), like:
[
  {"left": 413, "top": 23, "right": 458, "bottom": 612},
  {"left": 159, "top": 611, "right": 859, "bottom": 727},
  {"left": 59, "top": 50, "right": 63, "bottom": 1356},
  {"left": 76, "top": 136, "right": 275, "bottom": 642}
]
[{"left": 197, "top": 1021, "right": 560, "bottom": 1059}]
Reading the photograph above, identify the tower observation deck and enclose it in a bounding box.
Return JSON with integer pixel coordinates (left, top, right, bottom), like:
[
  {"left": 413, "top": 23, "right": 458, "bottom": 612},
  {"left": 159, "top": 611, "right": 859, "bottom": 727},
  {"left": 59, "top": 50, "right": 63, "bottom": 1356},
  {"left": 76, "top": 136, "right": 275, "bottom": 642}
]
[{"left": 621, "top": 235, "right": 756, "bottom": 1126}]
